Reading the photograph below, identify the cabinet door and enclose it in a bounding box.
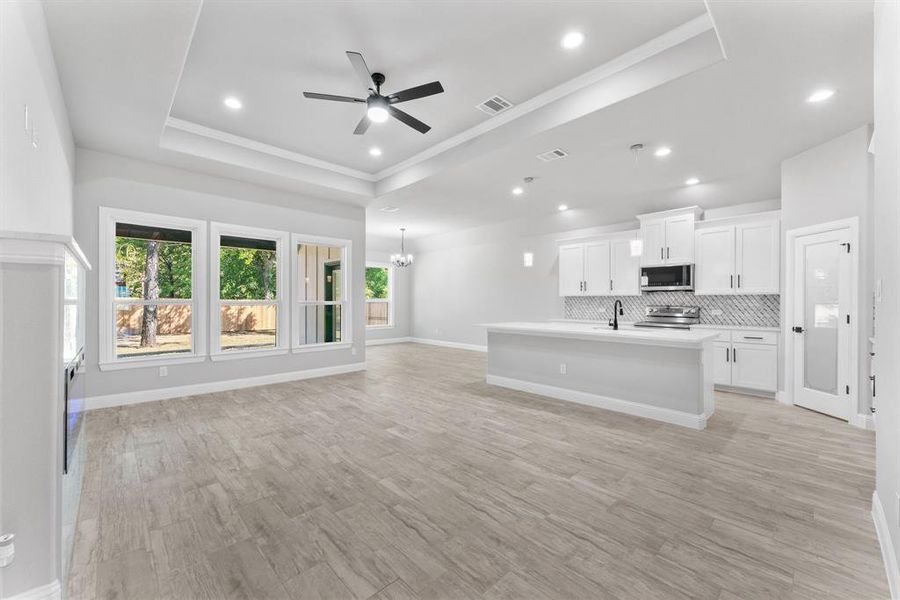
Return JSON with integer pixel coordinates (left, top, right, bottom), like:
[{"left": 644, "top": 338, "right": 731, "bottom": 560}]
[
  {"left": 640, "top": 220, "right": 665, "bottom": 266},
  {"left": 610, "top": 237, "right": 641, "bottom": 296},
  {"left": 558, "top": 244, "right": 585, "bottom": 296},
  {"left": 664, "top": 214, "right": 695, "bottom": 264},
  {"left": 736, "top": 220, "right": 779, "bottom": 294},
  {"left": 713, "top": 342, "right": 733, "bottom": 386},
  {"left": 694, "top": 226, "right": 735, "bottom": 295},
  {"left": 731, "top": 342, "right": 777, "bottom": 392},
  {"left": 583, "top": 241, "right": 611, "bottom": 296}
]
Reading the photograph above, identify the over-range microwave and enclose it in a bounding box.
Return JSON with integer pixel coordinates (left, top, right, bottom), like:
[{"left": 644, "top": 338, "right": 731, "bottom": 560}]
[{"left": 641, "top": 264, "right": 694, "bottom": 292}]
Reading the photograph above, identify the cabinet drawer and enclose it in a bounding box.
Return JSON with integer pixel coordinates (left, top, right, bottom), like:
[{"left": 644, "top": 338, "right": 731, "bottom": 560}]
[
  {"left": 701, "top": 329, "right": 732, "bottom": 342},
  {"left": 732, "top": 330, "right": 777, "bottom": 345}
]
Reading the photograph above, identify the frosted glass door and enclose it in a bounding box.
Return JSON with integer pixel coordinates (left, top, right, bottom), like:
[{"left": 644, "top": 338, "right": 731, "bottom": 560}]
[{"left": 792, "top": 229, "right": 851, "bottom": 420}]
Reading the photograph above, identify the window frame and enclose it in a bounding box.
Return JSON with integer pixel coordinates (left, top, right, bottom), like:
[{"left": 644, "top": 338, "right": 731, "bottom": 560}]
[
  {"left": 209, "top": 222, "right": 289, "bottom": 361},
  {"left": 98, "top": 207, "right": 207, "bottom": 371},
  {"left": 365, "top": 261, "right": 394, "bottom": 329},
  {"left": 290, "top": 233, "right": 353, "bottom": 353}
]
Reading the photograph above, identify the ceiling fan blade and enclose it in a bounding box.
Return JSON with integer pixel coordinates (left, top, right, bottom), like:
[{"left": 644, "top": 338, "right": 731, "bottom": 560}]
[
  {"left": 389, "top": 106, "right": 431, "bottom": 134},
  {"left": 346, "top": 51, "right": 374, "bottom": 89},
  {"left": 353, "top": 114, "right": 370, "bottom": 135},
  {"left": 303, "top": 92, "right": 366, "bottom": 103},
  {"left": 388, "top": 81, "right": 444, "bottom": 104}
]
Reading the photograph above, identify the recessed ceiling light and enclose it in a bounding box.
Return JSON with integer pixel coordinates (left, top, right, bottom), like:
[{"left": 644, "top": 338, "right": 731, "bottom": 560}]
[
  {"left": 561, "top": 31, "right": 584, "bottom": 50},
  {"left": 380, "top": 206, "right": 399, "bottom": 213},
  {"left": 223, "top": 96, "right": 243, "bottom": 110},
  {"left": 369, "top": 147, "right": 382, "bottom": 157},
  {"left": 807, "top": 89, "right": 835, "bottom": 103},
  {"left": 512, "top": 186, "right": 524, "bottom": 196},
  {"left": 654, "top": 146, "right": 672, "bottom": 157},
  {"left": 685, "top": 177, "right": 700, "bottom": 186},
  {"left": 558, "top": 204, "right": 569, "bottom": 212}
]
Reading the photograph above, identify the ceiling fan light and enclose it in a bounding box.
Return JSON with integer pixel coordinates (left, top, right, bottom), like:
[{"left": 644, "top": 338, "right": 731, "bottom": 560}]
[{"left": 367, "top": 106, "right": 389, "bottom": 123}]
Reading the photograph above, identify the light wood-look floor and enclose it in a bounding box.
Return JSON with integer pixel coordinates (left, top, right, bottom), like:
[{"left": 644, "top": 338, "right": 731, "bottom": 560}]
[{"left": 68, "top": 343, "right": 889, "bottom": 599}]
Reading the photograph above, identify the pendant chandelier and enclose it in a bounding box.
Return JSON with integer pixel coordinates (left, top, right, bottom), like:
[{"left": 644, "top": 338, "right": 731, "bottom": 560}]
[{"left": 390, "top": 228, "right": 413, "bottom": 268}]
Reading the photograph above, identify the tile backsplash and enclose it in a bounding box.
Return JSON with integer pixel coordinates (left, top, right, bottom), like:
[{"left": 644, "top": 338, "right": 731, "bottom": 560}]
[{"left": 564, "top": 292, "right": 780, "bottom": 328}]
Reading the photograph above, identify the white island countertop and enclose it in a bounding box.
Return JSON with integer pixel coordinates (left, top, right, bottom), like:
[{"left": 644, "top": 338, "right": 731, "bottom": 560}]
[{"left": 482, "top": 321, "right": 718, "bottom": 349}]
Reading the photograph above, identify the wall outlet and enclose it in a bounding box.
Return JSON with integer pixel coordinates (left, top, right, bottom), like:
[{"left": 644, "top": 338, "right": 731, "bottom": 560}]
[
  {"left": 159, "top": 366, "right": 168, "bottom": 377},
  {"left": 559, "top": 363, "right": 567, "bottom": 375}
]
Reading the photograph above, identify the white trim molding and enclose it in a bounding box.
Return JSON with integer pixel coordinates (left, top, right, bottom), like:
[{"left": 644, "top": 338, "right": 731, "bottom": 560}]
[
  {"left": 873, "top": 491, "right": 899, "bottom": 599},
  {"left": 85, "top": 362, "right": 366, "bottom": 410},
  {"left": 486, "top": 374, "right": 708, "bottom": 430},
  {"left": 366, "top": 337, "right": 412, "bottom": 346},
  {"left": 850, "top": 412, "right": 876, "bottom": 430},
  {"left": 410, "top": 337, "right": 487, "bottom": 353},
  {"left": 5, "top": 580, "right": 62, "bottom": 600}
]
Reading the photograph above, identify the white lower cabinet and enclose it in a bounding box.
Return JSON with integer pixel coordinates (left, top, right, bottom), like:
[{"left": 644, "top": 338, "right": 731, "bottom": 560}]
[
  {"left": 713, "top": 341, "right": 732, "bottom": 385},
  {"left": 731, "top": 343, "right": 777, "bottom": 391},
  {"left": 707, "top": 329, "right": 778, "bottom": 393}
]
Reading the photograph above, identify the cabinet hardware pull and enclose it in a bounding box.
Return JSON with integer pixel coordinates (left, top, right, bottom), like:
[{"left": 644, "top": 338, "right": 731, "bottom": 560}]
[
  {"left": 744, "top": 336, "right": 763, "bottom": 340},
  {"left": 730, "top": 275, "right": 733, "bottom": 288},
  {"left": 667, "top": 247, "right": 670, "bottom": 259},
  {"left": 583, "top": 281, "right": 587, "bottom": 292},
  {"left": 792, "top": 326, "right": 804, "bottom": 333},
  {"left": 609, "top": 279, "right": 612, "bottom": 291},
  {"left": 660, "top": 247, "right": 663, "bottom": 260},
  {"left": 733, "top": 348, "right": 737, "bottom": 362},
  {"left": 738, "top": 274, "right": 741, "bottom": 288},
  {"left": 725, "top": 347, "right": 729, "bottom": 362}
]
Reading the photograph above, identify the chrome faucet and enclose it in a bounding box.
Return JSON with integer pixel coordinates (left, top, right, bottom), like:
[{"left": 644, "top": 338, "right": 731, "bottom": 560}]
[{"left": 610, "top": 299, "right": 624, "bottom": 330}]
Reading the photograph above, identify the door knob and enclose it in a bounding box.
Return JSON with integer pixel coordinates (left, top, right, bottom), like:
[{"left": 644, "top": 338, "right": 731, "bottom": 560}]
[{"left": 792, "top": 326, "right": 804, "bottom": 333}]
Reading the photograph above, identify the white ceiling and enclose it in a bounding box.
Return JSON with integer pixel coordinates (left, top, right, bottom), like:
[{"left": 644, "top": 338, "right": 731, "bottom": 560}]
[
  {"left": 170, "top": 0, "right": 704, "bottom": 173},
  {"left": 42, "top": 0, "right": 873, "bottom": 242},
  {"left": 368, "top": 0, "right": 874, "bottom": 240}
]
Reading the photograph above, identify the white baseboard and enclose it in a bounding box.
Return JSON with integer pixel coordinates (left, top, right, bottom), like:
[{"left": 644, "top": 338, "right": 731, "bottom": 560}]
[
  {"left": 873, "top": 490, "right": 899, "bottom": 599},
  {"left": 850, "top": 412, "right": 876, "bottom": 430},
  {"left": 366, "top": 337, "right": 412, "bottom": 346},
  {"left": 85, "top": 362, "right": 366, "bottom": 410},
  {"left": 776, "top": 390, "right": 791, "bottom": 405},
  {"left": 486, "top": 374, "right": 707, "bottom": 430},
  {"left": 410, "top": 337, "right": 487, "bottom": 353},
  {"left": 6, "top": 580, "right": 61, "bottom": 600}
]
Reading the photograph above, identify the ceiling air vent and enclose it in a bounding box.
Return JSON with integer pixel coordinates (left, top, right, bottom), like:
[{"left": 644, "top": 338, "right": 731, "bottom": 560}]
[
  {"left": 536, "top": 148, "right": 569, "bottom": 162},
  {"left": 476, "top": 95, "right": 513, "bottom": 116}
]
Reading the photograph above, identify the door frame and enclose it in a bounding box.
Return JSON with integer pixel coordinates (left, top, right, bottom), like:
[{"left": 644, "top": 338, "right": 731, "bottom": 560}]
[{"left": 783, "top": 217, "right": 859, "bottom": 421}]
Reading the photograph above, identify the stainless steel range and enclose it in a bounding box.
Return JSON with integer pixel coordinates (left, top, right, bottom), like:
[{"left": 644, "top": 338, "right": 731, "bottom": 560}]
[{"left": 633, "top": 305, "right": 700, "bottom": 330}]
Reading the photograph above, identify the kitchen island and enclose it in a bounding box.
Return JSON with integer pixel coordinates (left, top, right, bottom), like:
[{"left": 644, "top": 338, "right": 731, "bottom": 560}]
[{"left": 483, "top": 322, "right": 718, "bottom": 429}]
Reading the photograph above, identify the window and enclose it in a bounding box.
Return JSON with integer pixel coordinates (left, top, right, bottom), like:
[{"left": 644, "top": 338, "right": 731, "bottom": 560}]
[
  {"left": 99, "top": 208, "right": 206, "bottom": 369},
  {"left": 292, "top": 235, "right": 352, "bottom": 351},
  {"left": 365, "top": 263, "right": 393, "bottom": 328},
  {"left": 211, "top": 224, "right": 288, "bottom": 358}
]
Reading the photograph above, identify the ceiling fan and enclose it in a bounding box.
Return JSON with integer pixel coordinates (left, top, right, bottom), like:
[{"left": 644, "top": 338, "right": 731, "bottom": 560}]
[{"left": 302, "top": 51, "right": 444, "bottom": 135}]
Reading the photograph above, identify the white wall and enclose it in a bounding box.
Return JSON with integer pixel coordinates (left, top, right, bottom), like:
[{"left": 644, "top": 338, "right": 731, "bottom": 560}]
[
  {"left": 408, "top": 201, "right": 780, "bottom": 349},
  {"left": 364, "top": 247, "right": 411, "bottom": 342},
  {"left": 873, "top": 0, "right": 900, "bottom": 593},
  {"left": 74, "top": 149, "right": 367, "bottom": 401},
  {"left": 780, "top": 125, "right": 874, "bottom": 414},
  {"left": 0, "top": 2, "right": 75, "bottom": 597},
  {"left": 0, "top": 0, "right": 74, "bottom": 236}
]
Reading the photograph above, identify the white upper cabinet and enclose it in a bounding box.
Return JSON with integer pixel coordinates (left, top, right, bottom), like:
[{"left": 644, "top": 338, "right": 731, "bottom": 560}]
[
  {"left": 559, "top": 243, "right": 586, "bottom": 296},
  {"left": 610, "top": 236, "right": 641, "bottom": 295},
  {"left": 735, "top": 221, "right": 779, "bottom": 293},
  {"left": 637, "top": 207, "right": 702, "bottom": 266},
  {"left": 639, "top": 220, "right": 666, "bottom": 266},
  {"left": 664, "top": 214, "right": 696, "bottom": 264},
  {"left": 695, "top": 216, "right": 780, "bottom": 295},
  {"left": 583, "top": 241, "right": 610, "bottom": 296},
  {"left": 558, "top": 232, "right": 640, "bottom": 297},
  {"left": 695, "top": 226, "right": 736, "bottom": 294}
]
